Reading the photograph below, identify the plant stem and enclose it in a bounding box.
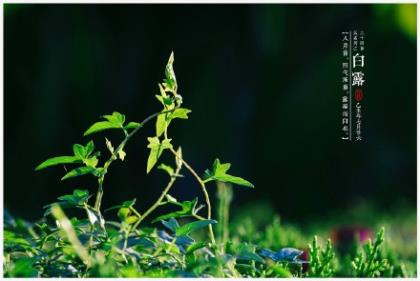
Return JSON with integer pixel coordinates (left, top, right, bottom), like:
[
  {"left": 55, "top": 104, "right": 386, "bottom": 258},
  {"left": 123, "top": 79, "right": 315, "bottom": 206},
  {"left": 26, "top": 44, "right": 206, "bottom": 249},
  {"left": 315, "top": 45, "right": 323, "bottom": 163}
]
[
  {"left": 169, "top": 147, "right": 216, "bottom": 245},
  {"left": 94, "top": 181, "right": 103, "bottom": 211},
  {"left": 131, "top": 159, "right": 183, "bottom": 230},
  {"left": 93, "top": 109, "right": 177, "bottom": 213}
]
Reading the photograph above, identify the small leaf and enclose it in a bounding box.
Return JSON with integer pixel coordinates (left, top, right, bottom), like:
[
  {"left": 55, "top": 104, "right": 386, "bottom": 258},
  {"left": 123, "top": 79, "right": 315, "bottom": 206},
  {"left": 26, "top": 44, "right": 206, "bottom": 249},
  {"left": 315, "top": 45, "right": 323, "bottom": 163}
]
[
  {"left": 118, "top": 149, "right": 126, "bottom": 161},
  {"left": 117, "top": 207, "right": 130, "bottom": 220},
  {"left": 72, "top": 144, "right": 86, "bottom": 159},
  {"left": 73, "top": 189, "right": 89, "bottom": 199},
  {"left": 35, "top": 156, "right": 81, "bottom": 171},
  {"left": 238, "top": 251, "right": 265, "bottom": 263},
  {"left": 213, "top": 174, "right": 254, "bottom": 188},
  {"left": 156, "top": 113, "right": 168, "bottom": 137},
  {"left": 155, "top": 109, "right": 191, "bottom": 137},
  {"left": 186, "top": 242, "right": 207, "bottom": 254},
  {"left": 124, "top": 122, "right": 141, "bottom": 130},
  {"left": 175, "top": 147, "right": 183, "bottom": 169},
  {"left": 85, "top": 141, "right": 95, "bottom": 157},
  {"left": 171, "top": 108, "right": 191, "bottom": 119},
  {"left": 236, "top": 243, "right": 265, "bottom": 263},
  {"left": 122, "top": 199, "right": 136, "bottom": 208},
  {"left": 260, "top": 248, "right": 304, "bottom": 262},
  {"left": 92, "top": 168, "right": 106, "bottom": 177},
  {"left": 165, "top": 194, "right": 178, "bottom": 203},
  {"left": 105, "top": 138, "right": 114, "bottom": 154},
  {"left": 83, "top": 156, "right": 98, "bottom": 168},
  {"left": 86, "top": 208, "right": 99, "bottom": 225},
  {"left": 158, "top": 163, "right": 174, "bottom": 176},
  {"left": 146, "top": 137, "right": 172, "bottom": 173},
  {"left": 163, "top": 52, "right": 177, "bottom": 92},
  {"left": 204, "top": 158, "right": 254, "bottom": 188},
  {"left": 84, "top": 121, "right": 121, "bottom": 136},
  {"left": 175, "top": 219, "right": 217, "bottom": 236},
  {"left": 57, "top": 189, "right": 89, "bottom": 205},
  {"left": 152, "top": 198, "right": 198, "bottom": 222},
  {"left": 125, "top": 216, "right": 138, "bottom": 225},
  {"left": 161, "top": 218, "right": 179, "bottom": 233},
  {"left": 61, "top": 166, "right": 96, "bottom": 180},
  {"left": 102, "top": 111, "right": 125, "bottom": 124}
]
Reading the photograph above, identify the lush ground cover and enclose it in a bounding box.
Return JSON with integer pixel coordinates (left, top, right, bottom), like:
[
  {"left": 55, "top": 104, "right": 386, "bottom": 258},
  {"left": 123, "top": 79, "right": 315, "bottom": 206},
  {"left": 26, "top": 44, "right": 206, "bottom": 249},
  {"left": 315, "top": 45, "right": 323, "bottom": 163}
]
[{"left": 3, "top": 54, "right": 416, "bottom": 277}]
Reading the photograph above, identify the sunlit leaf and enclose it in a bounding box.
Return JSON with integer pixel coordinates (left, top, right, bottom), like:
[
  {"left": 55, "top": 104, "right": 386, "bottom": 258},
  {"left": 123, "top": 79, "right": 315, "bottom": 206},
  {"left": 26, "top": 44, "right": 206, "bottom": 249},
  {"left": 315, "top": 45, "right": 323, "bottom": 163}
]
[
  {"left": 72, "top": 144, "right": 86, "bottom": 159},
  {"left": 35, "top": 156, "right": 81, "bottom": 171},
  {"left": 61, "top": 166, "right": 96, "bottom": 180},
  {"left": 105, "top": 138, "right": 114, "bottom": 154},
  {"left": 84, "top": 121, "right": 121, "bottom": 136},
  {"left": 156, "top": 113, "right": 168, "bottom": 137},
  {"left": 153, "top": 198, "right": 198, "bottom": 222},
  {"left": 146, "top": 137, "right": 172, "bottom": 174},
  {"left": 158, "top": 163, "right": 174, "bottom": 176},
  {"left": 171, "top": 108, "right": 191, "bottom": 119},
  {"left": 175, "top": 219, "right": 217, "bottom": 236},
  {"left": 83, "top": 156, "right": 98, "bottom": 168},
  {"left": 186, "top": 241, "right": 208, "bottom": 254},
  {"left": 102, "top": 111, "right": 125, "bottom": 124},
  {"left": 124, "top": 122, "right": 141, "bottom": 130},
  {"left": 118, "top": 149, "right": 126, "bottom": 161},
  {"left": 204, "top": 158, "right": 254, "bottom": 188}
]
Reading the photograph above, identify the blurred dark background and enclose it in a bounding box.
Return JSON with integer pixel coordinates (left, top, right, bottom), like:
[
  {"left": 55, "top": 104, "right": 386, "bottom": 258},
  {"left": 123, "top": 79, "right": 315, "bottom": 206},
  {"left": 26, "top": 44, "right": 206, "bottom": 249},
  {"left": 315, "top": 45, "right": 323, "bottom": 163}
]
[{"left": 4, "top": 4, "right": 416, "bottom": 223}]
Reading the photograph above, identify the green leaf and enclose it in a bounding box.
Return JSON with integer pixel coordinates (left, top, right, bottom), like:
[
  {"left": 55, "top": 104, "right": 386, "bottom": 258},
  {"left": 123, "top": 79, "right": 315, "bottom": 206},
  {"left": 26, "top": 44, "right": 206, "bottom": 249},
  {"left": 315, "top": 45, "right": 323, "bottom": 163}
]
[
  {"left": 155, "top": 109, "right": 191, "bottom": 137},
  {"left": 35, "top": 156, "right": 81, "bottom": 171},
  {"left": 146, "top": 137, "right": 172, "bottom": 174},
  {"left": 125, "top": 216, "right": 138, "bottom": 225},
  {"left": 165, "top": 194, "right": 178, "bottom": 203},
  {"left": 158, "top": 163, "right": 174, "bottom": 176},
  {"left": 102, "top": 111, "right": 125, "bottom": 124},
  {"left": 175, "top": 219, "right": 217, "bottom": 236},
  {"left": 186, "top": 242, "right": 208, "bottom": 254},
  {"left": 118, "top": 149, "right": 126, "bottom": 161},
  {"left": 122, "top": 199, "right": 136, "bottom": 208},
  {"left": 92, "top": 167, "right": 107, "bottom": 177},
  {"left": 73, "top": 141, "right": 95, "bottom": 159},
  {"left": 105, "top": 138, "right": 114, "bottom": 154},
  {"left": 61, "top": 166, "right": 96, "bottom": 180},
  {"left": 84, "top": 121, "right": 121, "bottom": 136},
  {"left": 72, "top": 144, "right": 86, "bottom": 159},
  {"left": 156, "top": 84, "right": 175, "bottom": 109},
  {"left": 162, "top": 218, "right": 179, "bottom": 233},
  {"left": 236, "top": 243, "right": 265, "bottom": 263},
  {"left": 238, "top": 250, "right": 265, "bottom": 263},
  {"left": 171, "top": 108, "right": 191, "bottom": 119},
  {"left": 104, "top": 199, "right": 136, "bottom": 213},
  {"left": 85, "top": 140, "right": 95, "bottom": 157},
  {"left": 152, "top": 198, "right": 198, "bottom": 223},
  {"left": 124, "top": 122, "right": 141, "bottom": 130},
  {"left": 57, "top": 189, "right": 89, "bottom": 205},
  {"left": 156, "top": 113, "right": 168, "bottom": 137},
  {"left": 118, "top": 207, "right": 130, "bottom": 220},
  {"left": 163, "top": 52, "right": 177, "bottom": 92},
  {"left": 5, "top": 258, "right": 38, "bottom": 277},
  {"left": 212, "top": 174, "right": 254, "bottom": 188},
  {"left": 83, "top": 156, "right": 98, "bottom": 168},
  {"left": 204, "top": 158, "right": 254, "bottom": 188}
]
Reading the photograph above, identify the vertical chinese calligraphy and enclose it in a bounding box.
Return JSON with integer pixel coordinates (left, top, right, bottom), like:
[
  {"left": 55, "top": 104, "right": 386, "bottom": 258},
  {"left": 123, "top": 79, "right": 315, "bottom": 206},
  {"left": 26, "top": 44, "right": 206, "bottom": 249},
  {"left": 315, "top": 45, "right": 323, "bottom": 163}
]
[{"left": 341, "top": 30, "right": 365, "bottom": 141}]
